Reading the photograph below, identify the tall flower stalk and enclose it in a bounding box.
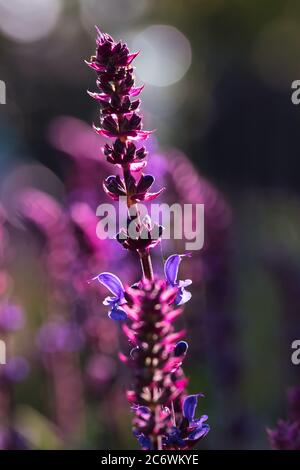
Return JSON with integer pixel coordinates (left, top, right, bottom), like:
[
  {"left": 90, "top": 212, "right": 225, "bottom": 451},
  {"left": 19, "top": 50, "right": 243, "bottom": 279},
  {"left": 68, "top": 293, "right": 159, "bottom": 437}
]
[{"left": 86, "top": 29, "right": 209, "bottom": 450}]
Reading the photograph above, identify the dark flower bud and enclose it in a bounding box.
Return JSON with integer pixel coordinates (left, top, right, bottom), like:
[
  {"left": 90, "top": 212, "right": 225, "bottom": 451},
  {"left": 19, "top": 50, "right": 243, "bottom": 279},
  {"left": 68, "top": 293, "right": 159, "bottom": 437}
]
[
  {"left": 130, "top": 100, "right": 140, "bottom": 111},
  {"left": 129, "top": 113, "right": 142, "bottom": 130},
  {"left": 136, "top": 147, "right": 147, "bottom": 160},
  {"left": 126, "top": 142, "right": 136, "bottom": 158},
  {"left": 102, "top": 115, "right": 118, "bottom": 133},
  {"left": 114, "top": 139, "right": 126, "bottom": 154},
  {"left": 103, "top": 143, "right": 112, "bottom": 156},
  {"left": 103, "top": 175, "right": 126, "bottom": 200},
  {"left": 174, "top": 341, "right": 189, "bottom": 357},
  {"left": 136, "top": 175, "right": 154, "bottom": 193}
]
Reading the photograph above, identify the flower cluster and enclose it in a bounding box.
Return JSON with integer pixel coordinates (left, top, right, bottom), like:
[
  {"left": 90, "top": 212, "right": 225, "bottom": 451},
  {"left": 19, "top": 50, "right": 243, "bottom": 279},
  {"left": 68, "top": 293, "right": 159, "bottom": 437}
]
[
  {"left": 87, "top": 28, "right": 163, "bottom": 256},
  {"left": 94, "top": 254, "right": 192, "bottom": 321},
  {"left": 87, "top": 29, "right": 209, "bottom": 450}
]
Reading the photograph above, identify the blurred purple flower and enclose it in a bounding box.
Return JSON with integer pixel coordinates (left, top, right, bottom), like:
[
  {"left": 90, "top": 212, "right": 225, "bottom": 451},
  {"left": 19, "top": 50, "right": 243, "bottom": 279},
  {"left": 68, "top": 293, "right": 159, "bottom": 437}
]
[
  {"left": 4, "top": 357, "right": 29, "bottom": 383},
  {"left": 36, "top": 321, "right": 84, "bottom": 353},
  {"left": 86, "top": 354, "right": 117, "bottom": 392},
  {"left": 94, "top": 272, "right": 127, "bottom": 321},
  {"left": 267, "top": 420, "right": 300, "bottom": 450},
  {"left": 164, "top": 254, "right": 192, "bottom": 305},
  {"left": 0, "top": 304, "right": 24, "bottom": 332},
  {"left": 267, "top": 386, "right": 300, "bottom": 450},
  {"left": 0, "top": 428, "right": 28, "bottom": 450}
]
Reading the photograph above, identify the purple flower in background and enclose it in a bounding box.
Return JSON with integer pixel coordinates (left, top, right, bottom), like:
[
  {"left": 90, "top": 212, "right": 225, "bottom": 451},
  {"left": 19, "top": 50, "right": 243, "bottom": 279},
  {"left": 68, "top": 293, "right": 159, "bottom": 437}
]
[
  {"left": 37, "top": 321, "right": 84, "bottom": 353},
  {"left": 94, "top": 272, "right": 127, "bottom": 321},
  {"left": 267, "top": 386, "right": 300, "bottom": 450},
  {"left": 0, "top": 304, "right": 24, "bottom": 332},
  {"left": 164, "top": 254, "right": 192, "bottom": 305},
  {"left": 267, "top": 420, "right": 300, "bottom": 450},
  {"left": 4, "top": 357, "right": 29, "bottom": 383}
]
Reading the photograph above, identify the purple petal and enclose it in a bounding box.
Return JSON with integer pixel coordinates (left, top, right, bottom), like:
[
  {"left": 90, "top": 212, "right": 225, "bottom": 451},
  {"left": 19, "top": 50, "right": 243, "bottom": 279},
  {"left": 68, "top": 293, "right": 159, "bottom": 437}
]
[
  {"left": 178, "top": 279, "right": 192, "bottom": 288},
  {"left": 129, "top": 161, "right": 147, "bottom": 172},
  {"left": 129, "top": 85, "right": 145, "bottom": 97},
  {"left": 87, "top": 91, "right": 107, "bottom": 100},
  {"left": 164, "top": 254, "right": 181, "bottom": 286},
  {"left": 189, "top": 424, "right": 210, "bottom": 441},
  {"left": 88, "top": 91, "right": 110, "bottom": 100},
  {"left": 97, "top": 273, "right": 125, "bottom": 301},
  {"left": 103, "top": 296, "right": 118, "bottom": 306},
  {"left": 193, "top": 414, "right": 208, "bottom": 427},
  {"left": 127, "top": 51, "right": 140, "bottom": 65},
  {"left": 127, "top": 130, "right": 153, "bottom": 141},
  {"left": 95, "top": 128, "right": 118, "bottom": 139},
  {"left": 85, "top": 60, "right": 106, "bottom": 72},
  {"left": 134, "top": 405, "right": 151, "bottom": 417},
  {"left": 141, "top": 188, "right": 165, "bottom": 201},
  {"left": 108, "top": 305, "right": 127, "bottom": 321},
  {"left": 175, "top": 287, "right": 192, "bottom": 306},
  {"left": 183, "top": 394, "right": 200, "bottom": 421}
]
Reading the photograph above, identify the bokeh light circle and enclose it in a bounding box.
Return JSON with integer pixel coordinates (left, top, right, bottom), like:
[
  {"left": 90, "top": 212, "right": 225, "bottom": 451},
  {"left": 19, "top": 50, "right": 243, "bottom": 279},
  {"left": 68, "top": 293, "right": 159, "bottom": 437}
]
[
  {"left": 80, "top": 0, "right": 149, "bottom": 30},
  {"left": 132, "top": 25, "right": 192, "bottom": 87},
  {"left": 0, "top": 0, "right": 62, "bottom": 43}
]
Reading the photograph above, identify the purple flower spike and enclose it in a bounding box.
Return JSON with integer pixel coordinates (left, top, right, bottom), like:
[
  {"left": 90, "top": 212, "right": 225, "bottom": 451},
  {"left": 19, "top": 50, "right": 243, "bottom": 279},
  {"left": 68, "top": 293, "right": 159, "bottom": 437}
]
[
  {"left": 87, "top": 29, "right": 210, "bottom": 450},
  {"left": 164, "top": 254, "right": 192, "bottom": 305},
  {"left": 95, "top": 272, "right": 127, "bottom": 321}
]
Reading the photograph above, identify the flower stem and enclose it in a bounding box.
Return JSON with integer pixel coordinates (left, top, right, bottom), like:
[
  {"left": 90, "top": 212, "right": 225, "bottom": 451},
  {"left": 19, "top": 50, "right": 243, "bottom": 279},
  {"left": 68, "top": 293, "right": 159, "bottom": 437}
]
[
  {"left": 123, "top": 167, "right": 154, "bottom": 281},
  {"left": 139, "top": 250, "right": 154, "bottom": 281}
]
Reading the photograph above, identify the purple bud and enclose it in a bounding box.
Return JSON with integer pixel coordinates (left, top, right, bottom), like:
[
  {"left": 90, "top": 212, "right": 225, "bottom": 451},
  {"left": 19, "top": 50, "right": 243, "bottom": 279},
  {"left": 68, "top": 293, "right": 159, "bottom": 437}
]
[{"left": 174, "top": 341, "right": 189, "bottom": 357}]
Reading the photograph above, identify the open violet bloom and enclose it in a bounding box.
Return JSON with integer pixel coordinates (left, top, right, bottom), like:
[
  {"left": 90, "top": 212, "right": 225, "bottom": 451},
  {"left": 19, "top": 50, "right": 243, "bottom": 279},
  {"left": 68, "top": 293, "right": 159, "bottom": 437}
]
[
  {"left": 164, "top": 394, "right": 210, "bottom": 449},
  {"left": 94, "top": 272, "right": 127, "bottom": 321},
  {"left": 164, "top": 254, "right": 192, "bottom": 305}
]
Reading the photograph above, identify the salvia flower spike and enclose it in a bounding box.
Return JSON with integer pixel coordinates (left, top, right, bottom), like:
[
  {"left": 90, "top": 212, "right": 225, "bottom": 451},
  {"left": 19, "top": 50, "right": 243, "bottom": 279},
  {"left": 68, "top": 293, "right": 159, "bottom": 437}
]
[{"left": 87, "top": 28, "right": 209, "bottom": 450}]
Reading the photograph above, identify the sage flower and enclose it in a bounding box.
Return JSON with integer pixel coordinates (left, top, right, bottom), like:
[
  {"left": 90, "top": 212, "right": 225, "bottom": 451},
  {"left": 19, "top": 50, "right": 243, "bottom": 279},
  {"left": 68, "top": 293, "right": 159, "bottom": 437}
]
[{"left": 164, "top": 254, "right": 192, "bottom": 305}]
